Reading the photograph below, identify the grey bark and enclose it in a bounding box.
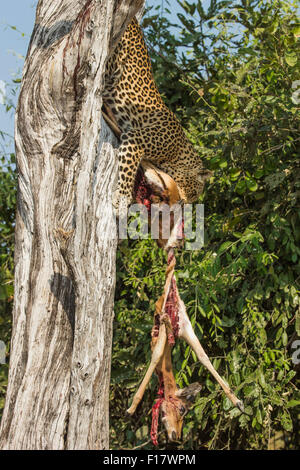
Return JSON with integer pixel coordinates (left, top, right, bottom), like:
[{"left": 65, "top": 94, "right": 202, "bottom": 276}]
[{"left": 0, "top": 0, "right": 144, "bottom": 450}]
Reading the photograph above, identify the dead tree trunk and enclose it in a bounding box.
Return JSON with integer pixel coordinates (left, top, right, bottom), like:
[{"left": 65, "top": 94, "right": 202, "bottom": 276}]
[{"left": 0, "top": 0, "right": 144, "bottom": 450}]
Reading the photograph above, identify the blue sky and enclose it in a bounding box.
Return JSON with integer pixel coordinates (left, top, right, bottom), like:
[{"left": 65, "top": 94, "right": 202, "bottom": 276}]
[
  {"left": 0, "top": 1, "right": 37, "bottom": 147},
  {"left": 0, "top": 0, "right": 209, "bottom": 153}
]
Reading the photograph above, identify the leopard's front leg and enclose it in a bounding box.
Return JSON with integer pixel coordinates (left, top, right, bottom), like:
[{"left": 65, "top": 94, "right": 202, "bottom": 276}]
[{"left": 113, "top": 130, "right": 144, "bottom": 217}]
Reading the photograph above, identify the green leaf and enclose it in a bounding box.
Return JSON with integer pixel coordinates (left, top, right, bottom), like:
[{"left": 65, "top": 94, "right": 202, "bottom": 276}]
[
  {"left": 256, "top": 408, "right": 263, "bottom": 425},
  {"left": 286, "top": 400, "right": 300, "bottom": 408},
  {"left": 230, "top": 168, "right": 241, "bottom": 180},
  {"left": 218, "top": 241, "right": 232, "bottom": 253},
  {"left": 219, "top": 158, "right": 227, "bottom": 168},
  {"left": 235, "top": 179, "right": 246, "bottom": 195},
  {"left": 135, "top": 425, "right": 149, "bottom": 440},
  {"left": 246, "top": 178, "right": 258, "bottom": 192},
  {"left": 282, "top": 331, "right": 288, "bottom": 346},
  {"left": 281, "top": 411, "right": 293, "bottom": 432},
  {"left": 292, "top": 25, "right": 300, "bottom": 38},
  {"left": 285, "top": 51, "right": 297, "bottom": 67}
]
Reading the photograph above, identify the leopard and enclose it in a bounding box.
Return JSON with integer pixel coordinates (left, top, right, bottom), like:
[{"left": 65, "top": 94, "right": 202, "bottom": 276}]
[{"left": 103, "top": 17, "right": 212, "bottom": 214}]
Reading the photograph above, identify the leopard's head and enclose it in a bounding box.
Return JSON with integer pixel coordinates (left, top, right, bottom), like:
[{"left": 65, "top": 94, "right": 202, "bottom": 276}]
[{"left": 176, "top": 168, "right": 213, "bottom": 203}]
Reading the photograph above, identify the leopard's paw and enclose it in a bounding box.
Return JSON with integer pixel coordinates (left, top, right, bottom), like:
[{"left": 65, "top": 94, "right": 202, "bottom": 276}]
[
  {"left": 112, "top": 189, "right": 121, "bottom": 211},
  {"left": 112, "top": 190, "right": 131, "bottom": 219}
]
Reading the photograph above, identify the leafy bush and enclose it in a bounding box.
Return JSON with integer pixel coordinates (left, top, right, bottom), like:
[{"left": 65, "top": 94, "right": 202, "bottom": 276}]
[{"left": 110, "top": 0, "right": 300, "bottom": 450}]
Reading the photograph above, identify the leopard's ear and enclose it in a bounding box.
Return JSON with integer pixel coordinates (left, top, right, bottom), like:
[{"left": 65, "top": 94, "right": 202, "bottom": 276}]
[
  {"left": 175, "top": 382, "right": 202, "bottom": 403},
  {"left": 199, "top": 169, "right": 213, "bottom": 182}
]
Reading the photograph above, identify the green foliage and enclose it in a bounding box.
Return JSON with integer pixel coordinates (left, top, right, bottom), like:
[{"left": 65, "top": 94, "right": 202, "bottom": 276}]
[{"left": 110, "top": 0, "right": 300, "bottom": 450}]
